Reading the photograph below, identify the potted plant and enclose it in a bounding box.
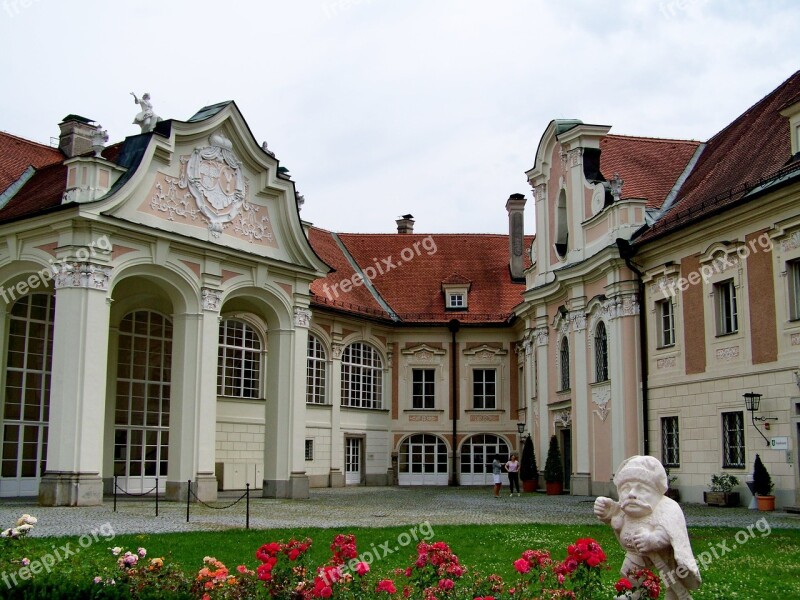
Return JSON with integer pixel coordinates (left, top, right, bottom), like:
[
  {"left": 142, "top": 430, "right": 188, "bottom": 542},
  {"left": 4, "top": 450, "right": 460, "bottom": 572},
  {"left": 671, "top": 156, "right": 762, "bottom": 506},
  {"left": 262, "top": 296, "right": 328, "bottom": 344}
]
[
  {"left": 703, "top": 473, "right": 740, "bottom": 507},
  {"left": 543, "top": 435, "right": 564, "bottom": 495},
  {"left": 752, "top": 454, "right": 775, "bottom": 511},
  {"left": 520, "top": 436, "right": 538, "bottom": 493},
  {"left": 664, "top": 466, "right": 680, "bottom": 502}
]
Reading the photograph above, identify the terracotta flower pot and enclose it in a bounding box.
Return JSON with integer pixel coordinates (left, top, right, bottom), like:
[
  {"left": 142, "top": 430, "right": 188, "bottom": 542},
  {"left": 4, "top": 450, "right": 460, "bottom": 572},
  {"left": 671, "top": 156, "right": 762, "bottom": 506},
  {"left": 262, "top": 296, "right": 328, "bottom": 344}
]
[
  {"left": 522, "top": 478, "right": 537, "bottom": 493},
  {"left": 545, "top": 481, "right": 562, "bottom": 496},
  {"left": 756, "top": 495, "right": 775, "bottom": 512}
]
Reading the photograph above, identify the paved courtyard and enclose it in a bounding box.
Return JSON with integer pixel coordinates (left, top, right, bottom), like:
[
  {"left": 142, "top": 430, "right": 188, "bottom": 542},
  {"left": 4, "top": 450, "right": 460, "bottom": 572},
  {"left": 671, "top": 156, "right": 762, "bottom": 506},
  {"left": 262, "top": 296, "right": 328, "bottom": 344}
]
[{"left": 1, "top": 487, "right": 798, "bottom": 537}]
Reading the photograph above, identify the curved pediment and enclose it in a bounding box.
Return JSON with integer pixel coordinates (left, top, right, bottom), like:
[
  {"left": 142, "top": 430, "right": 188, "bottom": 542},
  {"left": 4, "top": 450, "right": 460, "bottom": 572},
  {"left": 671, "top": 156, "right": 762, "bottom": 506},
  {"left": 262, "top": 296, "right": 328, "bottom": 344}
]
[{"left": 85, "top": 101, "right": 328, "bottom": 276}]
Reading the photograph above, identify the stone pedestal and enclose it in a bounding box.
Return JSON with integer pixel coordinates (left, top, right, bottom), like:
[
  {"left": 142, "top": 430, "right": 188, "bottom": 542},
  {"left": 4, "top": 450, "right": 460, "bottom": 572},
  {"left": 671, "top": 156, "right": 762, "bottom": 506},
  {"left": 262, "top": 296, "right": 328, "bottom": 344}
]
[
  {"left": 329, "top": 468, "right": 345, "bottom": 488},
  {"left": 166, "top": 476, "right": 217, "bottom": 503},
  {"left": 571, "top": 473, "right": 591, "bottom": 495},
  {"left": 263, "top": 474, "right": 310, "bottom": 499},
  {"left": 39, "top": 473, "right": 103, "bottom": 506}
]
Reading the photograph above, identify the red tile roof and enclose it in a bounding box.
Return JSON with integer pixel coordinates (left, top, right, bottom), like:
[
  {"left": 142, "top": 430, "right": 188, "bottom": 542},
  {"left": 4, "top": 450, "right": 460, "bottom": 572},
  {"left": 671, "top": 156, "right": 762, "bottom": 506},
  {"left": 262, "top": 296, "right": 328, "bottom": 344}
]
[
  {"left": 310, "top": 231, "right": 532, "bottom": 324},
  {"left": 600, "top": 135, "right": 701, "bottom": 209},
  {"left": 0, "top": 132, "right": 63, "bottom": 193},
  {"left": 637, "top": 69, "right": 800, "bottom": 242},
  {"left": 308, "top": 228, "right": 392, "bottom": 319},
  {"left": 0, "top": 142, "right": 125, "bottom": 223},
  {"left": 0, "top": 162, "right": 68, "bottom": 221}
]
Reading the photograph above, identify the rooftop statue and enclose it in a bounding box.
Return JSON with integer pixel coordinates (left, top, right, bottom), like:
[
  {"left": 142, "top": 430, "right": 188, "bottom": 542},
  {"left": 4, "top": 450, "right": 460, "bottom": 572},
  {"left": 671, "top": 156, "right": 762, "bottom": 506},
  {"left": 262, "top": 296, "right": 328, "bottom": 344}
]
[{"left": 131, "top": 92, "right": 161, "bottom": 133}]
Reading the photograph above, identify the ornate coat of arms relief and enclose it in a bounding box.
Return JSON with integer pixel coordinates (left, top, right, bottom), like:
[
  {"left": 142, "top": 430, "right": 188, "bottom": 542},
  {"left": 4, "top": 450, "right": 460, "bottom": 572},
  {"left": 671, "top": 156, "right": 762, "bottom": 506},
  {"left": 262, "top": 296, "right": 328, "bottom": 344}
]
[
  {"left": 182, "top": 133, "right": 245, "bottom": 237},
  {"left": 165, "top": 132, "right": 272, "bottom": 242}
]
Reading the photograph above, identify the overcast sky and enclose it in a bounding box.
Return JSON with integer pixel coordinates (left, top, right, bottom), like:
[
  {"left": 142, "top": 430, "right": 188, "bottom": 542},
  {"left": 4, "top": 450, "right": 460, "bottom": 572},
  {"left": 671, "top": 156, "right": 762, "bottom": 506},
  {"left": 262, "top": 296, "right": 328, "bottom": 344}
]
[{"left": 1, "top": 1, "right": 798, "bottom": 234}]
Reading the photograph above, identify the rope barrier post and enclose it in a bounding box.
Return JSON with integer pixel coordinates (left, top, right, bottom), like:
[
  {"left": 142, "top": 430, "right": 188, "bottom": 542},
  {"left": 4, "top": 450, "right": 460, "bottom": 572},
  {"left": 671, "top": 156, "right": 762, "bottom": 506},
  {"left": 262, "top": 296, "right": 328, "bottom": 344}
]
[
  {"left": 113, "top": 475, "right": 117, "bottom": 513},
  {"left": 186, "top": 479, "right": 191, "bottom": 523},
  {"left": 246, "top": 483, "right": 250, "bottom": 530},
  {"left": 155, "top": 477, "right": 159, "bottom": 517}
]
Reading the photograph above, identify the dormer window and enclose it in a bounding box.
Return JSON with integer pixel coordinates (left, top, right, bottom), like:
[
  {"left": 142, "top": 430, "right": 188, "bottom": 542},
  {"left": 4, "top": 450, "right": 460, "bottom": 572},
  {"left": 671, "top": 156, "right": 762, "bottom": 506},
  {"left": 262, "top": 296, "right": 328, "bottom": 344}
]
[
  {"left": 441, "top": 274, "right": 471, "bottom": 311},
  {"left": 448, "top": 293, "right": 465, "bottom": 308}
]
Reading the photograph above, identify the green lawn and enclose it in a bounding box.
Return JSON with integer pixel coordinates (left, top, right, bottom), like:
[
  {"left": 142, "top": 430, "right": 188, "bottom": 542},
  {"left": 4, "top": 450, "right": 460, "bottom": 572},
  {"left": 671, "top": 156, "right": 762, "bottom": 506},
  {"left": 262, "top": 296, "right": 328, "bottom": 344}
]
[{"left": 1, "top": 524, "right": 799, "bottom": 598}]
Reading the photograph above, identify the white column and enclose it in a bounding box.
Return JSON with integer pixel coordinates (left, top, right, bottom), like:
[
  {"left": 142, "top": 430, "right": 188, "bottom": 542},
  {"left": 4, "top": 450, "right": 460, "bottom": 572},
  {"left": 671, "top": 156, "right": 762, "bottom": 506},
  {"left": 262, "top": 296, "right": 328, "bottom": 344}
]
[
  {"left": 39, "top": 264, "right": 111, "bottom": 506},
  {"left": 571, "top": 312, "right": 591, "bottom": 495},
  {"left": 262, "top": 306, "right": 310, "bottom": 498},
  {"left": 535, "top": 327, "right": 550, "bottom": 466},
  {"left": 166, "top": 287, "right": 219, "bottom": 502},
  {"left": 328, "top": 339, "right": 344, "bottom": 486}
]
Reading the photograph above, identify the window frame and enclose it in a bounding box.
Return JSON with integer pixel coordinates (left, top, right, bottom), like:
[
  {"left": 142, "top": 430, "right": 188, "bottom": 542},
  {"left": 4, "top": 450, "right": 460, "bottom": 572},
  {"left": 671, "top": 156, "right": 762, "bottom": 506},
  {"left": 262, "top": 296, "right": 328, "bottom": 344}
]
[
  {"left": 472, "top": 368, "right": 497, "bottom": 410},
  {"left": 559, "top": 337, "right": 570, "bottom": 391},
  {"left": 656, "top": 298, "right": 676, "bottom": 348},
  {"left": 304, "top": 439, "right": 314, "bottom": 461},
  {"left": 714, "top": 279, "right": 739, "bottom": 336},
  {"left": 306, "top": 334, "right": 328, "bottom": 405},
  {"left": 411, "top": 368, "right": 436, "bottom": 410},
  {"left": 789, "top": 259, "right": 800, "bottom": 321},
  {"left": 217, "top": 318, "right": 263, "bottom": 399},
  {"left": 661, "top": 416, "right": 680, "bottom": 468},
  {"left": 722, "top": 411, "right": 745, "bottom": 469},
  {"left": 594, "top": 322, "right": 609, "bottom": 383},
  {"left": 341, "top": 342, "right": 384, "bottom": 410}
]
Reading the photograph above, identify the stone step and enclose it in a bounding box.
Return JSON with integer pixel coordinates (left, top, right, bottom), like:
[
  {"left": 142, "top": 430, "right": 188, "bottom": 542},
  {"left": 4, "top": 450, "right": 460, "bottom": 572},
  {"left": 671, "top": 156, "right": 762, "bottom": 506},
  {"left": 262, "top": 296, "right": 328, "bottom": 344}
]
[{"left": 785, "top": 506, "right": 800, "bottom": 515}]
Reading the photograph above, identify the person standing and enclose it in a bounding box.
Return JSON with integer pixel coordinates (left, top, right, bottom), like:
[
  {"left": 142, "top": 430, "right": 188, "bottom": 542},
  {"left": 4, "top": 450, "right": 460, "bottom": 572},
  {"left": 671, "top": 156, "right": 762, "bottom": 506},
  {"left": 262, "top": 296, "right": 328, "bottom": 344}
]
[
  {"left": 491, "top": 455, "right": 503, "bottom": 498},
  {"left": 506, "top": 453, "right": 521, "bottom": 496}
]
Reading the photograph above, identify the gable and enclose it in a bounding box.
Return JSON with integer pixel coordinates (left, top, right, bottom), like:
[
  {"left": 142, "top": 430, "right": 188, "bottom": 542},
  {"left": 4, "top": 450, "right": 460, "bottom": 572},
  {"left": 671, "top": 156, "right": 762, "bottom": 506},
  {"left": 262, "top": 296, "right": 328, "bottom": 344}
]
[{"left": 88, "top": 102, "right": 327, "bottom": 273}]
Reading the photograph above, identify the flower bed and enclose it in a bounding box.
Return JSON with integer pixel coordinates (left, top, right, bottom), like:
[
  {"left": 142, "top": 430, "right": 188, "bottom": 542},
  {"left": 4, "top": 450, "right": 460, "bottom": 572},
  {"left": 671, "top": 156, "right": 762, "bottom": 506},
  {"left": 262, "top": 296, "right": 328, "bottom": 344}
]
[{"left": 83, "top": 533, "right": 632, "bottom": 599}]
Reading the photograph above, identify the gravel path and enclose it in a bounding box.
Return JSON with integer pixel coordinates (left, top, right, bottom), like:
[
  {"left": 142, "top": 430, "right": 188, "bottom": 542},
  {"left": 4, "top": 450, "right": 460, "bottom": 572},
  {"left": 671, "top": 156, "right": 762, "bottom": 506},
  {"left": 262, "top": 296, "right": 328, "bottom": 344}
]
[{"left": 1, "top": 487, "right": 798, "bottom": 538}]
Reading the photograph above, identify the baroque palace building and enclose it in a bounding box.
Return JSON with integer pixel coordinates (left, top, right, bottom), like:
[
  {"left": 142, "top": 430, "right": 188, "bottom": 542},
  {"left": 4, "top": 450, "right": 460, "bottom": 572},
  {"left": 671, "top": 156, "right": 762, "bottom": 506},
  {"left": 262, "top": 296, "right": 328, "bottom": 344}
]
[{"left": 0, "top": 71, "right": 798, "bottom": 508}]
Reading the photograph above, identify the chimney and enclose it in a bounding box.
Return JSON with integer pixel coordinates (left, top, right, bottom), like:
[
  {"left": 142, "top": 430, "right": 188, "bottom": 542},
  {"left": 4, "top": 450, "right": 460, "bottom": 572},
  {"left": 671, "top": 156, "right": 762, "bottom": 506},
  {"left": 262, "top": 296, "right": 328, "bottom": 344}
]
[
  {"left": 58, "top": 114, "right": 96, "bottom": 158},
  {"left": 506, "top": 193, "right": 527, "bottom": 279},
  {"left": 396, "top": 214, "right": 415, "bottom": 234}
]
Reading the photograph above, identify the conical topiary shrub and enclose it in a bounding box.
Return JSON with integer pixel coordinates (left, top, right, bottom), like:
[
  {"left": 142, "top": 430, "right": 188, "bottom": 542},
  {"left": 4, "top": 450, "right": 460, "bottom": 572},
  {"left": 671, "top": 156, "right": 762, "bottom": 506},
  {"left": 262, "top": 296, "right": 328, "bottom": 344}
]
[
  {"left": 752, "top": 454, "right": 773, "bottom": 496},
  {"left": 543, "top": 435, "right": 563, "bottom": 495},
  {"left": 752, "top": 453, "right": 775, "bottom": 511},
  {"left": 520, "top": 435, "right": 538, "bottom": 492}
]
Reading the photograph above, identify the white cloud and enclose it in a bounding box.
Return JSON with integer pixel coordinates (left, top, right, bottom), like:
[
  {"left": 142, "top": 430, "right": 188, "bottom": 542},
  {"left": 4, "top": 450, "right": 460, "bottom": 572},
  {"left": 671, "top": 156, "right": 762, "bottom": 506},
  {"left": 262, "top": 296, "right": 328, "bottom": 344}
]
[{"left": 1, "top": 0, "right": 798, "bottom": 233}]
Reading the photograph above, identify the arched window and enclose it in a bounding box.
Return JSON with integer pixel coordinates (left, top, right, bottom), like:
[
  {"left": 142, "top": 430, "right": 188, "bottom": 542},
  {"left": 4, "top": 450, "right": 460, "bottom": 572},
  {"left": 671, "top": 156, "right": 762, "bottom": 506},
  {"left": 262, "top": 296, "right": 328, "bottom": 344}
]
[
  {"left": 460, "top": 434, "right": 511, "bottom": 485},
  {"left": 114, "top": 310, "right": 171, "bottom": 493},
  {"left": 1, "top": 293, "right": 54, "bottom": 496},
  {"left": 555, "top": 189, "right": 569, "bottom": 258},
  {"left": 398, "top": 434, "right": 448, "bottom": 485},
  {"left": 217, "top": 319, "right": 262, "bottom": 398},
  {"left": 306, "top": 334, "right": 327, "bottom": 404},
  {"left": 594, "top": 322, "right": 608, "bottom": 382},
  {"left": 341, "top": 342, "right": 383, "bottom": 409},
  {"left": 559, "top": 337, "right": 570, "bottom": 391}
]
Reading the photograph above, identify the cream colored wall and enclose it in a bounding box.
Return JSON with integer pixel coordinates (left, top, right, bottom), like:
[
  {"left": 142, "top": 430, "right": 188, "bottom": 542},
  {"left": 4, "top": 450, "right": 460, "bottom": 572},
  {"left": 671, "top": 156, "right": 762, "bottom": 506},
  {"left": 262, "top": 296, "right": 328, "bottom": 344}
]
[{"left": 640, "top": 183, "right": 800, "bottom": 506}]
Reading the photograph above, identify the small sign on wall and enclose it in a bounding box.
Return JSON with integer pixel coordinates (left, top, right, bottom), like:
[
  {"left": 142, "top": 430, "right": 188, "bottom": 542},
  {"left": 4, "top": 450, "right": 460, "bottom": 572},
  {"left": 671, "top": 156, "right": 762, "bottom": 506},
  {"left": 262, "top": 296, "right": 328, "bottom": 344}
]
[{"left": 769, "top": 437, "right": 789, "bottom": 450}]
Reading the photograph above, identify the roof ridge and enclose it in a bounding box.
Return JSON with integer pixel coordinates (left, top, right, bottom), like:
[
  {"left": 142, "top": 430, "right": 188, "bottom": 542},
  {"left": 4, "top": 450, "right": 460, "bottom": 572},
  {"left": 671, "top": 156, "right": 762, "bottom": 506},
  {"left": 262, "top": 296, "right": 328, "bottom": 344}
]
[
  {"left": 604, "top": 133, "right": 701, "bottom": 144},
  {"left": 0, "top": 131, "right": 63, "bottom": 154},
  {"left": 705, "top": 69, "right": 800, "bottom": 147}
]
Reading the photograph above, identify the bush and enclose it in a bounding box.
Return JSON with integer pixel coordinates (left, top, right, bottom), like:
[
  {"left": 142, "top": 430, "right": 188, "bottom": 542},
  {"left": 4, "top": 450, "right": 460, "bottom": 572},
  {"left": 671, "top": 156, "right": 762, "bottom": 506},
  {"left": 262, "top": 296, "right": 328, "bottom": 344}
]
[
  {"left": 543, "top": 435, "right": 564, "bottom": 485},
  {"left": 709, "top": 472, "right": 739, "bottom": 493},
  {"left": 520, "top": 435, "right": 538, "bottom": 481},
  {"left": 752, "top": 454, "right": 774, "bottom": 496}
]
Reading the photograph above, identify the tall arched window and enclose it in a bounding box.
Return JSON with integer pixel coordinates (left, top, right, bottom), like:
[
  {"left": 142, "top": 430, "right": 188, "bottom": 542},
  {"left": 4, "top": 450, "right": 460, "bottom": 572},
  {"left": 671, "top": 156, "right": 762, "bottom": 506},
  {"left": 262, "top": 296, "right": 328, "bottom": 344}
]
[
  {"left": 1, "top": 293, "right": 54, "bottom": 496},
  {"left": 217, "top": 319, "right": 262, "bottom": 398},
  {"left": 341, "top": 342, "right": 383, "bottom": 409},
  {"left": 594, "top": 322, "right": 608, "bottom": 382},
  {"left": 114, "top": 310, "right": 171, "bottom": 493},
  {"left": 306, "top": 334, "right": 327, "bottom": 404},
  {"left": 559, "top": 337, "right": 570, "bottom": 391}
]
